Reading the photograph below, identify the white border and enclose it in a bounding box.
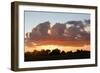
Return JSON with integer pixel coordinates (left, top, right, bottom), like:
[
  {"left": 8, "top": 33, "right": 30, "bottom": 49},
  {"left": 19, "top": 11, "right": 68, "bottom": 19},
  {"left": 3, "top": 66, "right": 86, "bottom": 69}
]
[{"left": 18, "top": 5, "right": 96, "bottom": 68}]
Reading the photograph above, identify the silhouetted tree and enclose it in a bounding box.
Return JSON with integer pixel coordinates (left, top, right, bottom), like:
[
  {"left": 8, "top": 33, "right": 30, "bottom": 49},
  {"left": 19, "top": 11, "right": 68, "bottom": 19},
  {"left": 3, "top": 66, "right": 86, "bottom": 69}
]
[
  {"left": 61, "top": 51, "right": 66, "bottom": 55},
  {"left": 24, "top": 48, "right": 90, "bottom": 61},
  {"left": 45, "top": 49, "right": 51, "bottom": 54},
  {"left": 50, "top": 48, "right": 60, "bottom": 55}
]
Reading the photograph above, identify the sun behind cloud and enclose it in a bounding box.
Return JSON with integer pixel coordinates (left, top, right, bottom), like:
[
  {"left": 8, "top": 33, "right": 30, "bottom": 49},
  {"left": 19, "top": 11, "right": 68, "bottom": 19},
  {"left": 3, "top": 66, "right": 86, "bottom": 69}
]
[{"left": 48, "top": 29, "right": 51, "bottom": 35}]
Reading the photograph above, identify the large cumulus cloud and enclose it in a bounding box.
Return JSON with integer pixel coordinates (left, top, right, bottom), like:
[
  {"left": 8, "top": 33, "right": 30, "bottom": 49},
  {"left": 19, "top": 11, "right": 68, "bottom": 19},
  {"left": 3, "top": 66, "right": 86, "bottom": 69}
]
[
  {"left": 64, "top": 20, "right": 90, "bottom": 40},
  {"left": 50, "top": 23, "right": 66, "bottom": 38},
  {"left": 25, "top": 20, "right": 90, "bottom": 43}
]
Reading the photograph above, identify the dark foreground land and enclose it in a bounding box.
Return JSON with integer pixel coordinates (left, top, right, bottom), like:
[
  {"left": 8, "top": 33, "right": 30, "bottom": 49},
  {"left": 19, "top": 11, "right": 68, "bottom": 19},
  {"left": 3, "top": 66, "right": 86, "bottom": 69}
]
[{"left": 24, "top": 48, "right": 90, "bottom": 61}]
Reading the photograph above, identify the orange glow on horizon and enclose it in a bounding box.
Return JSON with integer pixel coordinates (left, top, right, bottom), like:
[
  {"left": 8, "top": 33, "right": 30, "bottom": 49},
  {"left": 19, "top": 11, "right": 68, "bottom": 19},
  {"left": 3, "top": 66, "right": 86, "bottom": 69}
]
[
  {"left": 25, "top": 39, "right": 90, "bottom": 52},
  {"left": 25, "top": 44, "right": 90, "bottom": 52}
]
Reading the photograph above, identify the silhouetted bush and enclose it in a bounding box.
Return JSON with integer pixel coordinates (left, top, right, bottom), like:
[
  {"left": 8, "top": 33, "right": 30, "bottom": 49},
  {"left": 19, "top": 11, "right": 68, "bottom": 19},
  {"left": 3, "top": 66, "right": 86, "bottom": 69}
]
[{"left": 24, "top": 48, "right": 90, "bottom": 61}]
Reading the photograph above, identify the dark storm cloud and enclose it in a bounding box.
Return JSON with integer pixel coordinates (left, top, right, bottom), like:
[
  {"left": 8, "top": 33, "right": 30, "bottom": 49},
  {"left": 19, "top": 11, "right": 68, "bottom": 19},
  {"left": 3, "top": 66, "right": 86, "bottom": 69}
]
[{"left": 25, "top": 20, "right": 90, "bottom": 42}]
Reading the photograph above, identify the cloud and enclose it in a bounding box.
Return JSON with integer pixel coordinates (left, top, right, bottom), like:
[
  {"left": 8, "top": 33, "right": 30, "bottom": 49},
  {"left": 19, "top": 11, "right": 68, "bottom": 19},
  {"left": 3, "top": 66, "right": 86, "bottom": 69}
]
[
  {"left": 84, "top": 19, "right": 90, "bottom": 25},
  {"left": 27, "top": 21, "right": 50, "bottom": 41},
  {"left": 35, "top": 21, "right": 50, "bottom": 36},
  {"left": 50, "top": 23, "right": 66, "bottom": 38},
  {"left": 25, "top": 20, "right": 90, "bottom": 46},
  {"left": 64, "top": 20, "right": 90, "bottom": 40},
  {"left": 67, "top": 21, "right": 84, "bottom": 29}
]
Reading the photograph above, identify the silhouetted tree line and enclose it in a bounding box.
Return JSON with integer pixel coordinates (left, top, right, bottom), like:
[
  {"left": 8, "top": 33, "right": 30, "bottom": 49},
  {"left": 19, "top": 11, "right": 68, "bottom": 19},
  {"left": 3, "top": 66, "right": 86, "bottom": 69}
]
[{"left": 24, "top": 48, "right": 90, "bottom": 61}]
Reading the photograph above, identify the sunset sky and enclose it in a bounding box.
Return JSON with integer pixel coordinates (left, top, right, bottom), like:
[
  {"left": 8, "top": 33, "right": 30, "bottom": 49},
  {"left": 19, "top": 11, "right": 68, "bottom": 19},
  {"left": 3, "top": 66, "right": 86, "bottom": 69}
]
[
  {"left": 24, "top": 11, "right": 90, "bottom": 52},
  {"left": 24, "top": 11, "right": 90, "bottom": 33}
]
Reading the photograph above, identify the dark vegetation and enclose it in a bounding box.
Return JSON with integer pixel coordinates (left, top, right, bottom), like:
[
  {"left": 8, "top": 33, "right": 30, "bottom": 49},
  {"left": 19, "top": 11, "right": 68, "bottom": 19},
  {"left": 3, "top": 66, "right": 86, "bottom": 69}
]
[{"left": 24, "top": 48, "right": 90, "bottom": 61}]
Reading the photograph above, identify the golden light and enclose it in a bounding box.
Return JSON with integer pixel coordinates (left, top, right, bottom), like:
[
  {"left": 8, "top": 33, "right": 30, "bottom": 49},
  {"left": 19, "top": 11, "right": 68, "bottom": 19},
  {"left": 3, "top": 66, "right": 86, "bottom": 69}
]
[
  {"left": 37, "top": 45, "right": 90, "bottom": 52},
  {"left": 48, "top": 29, "right": 51, "bottom": 34},
  {"left": 32, "top": 42, "right": 37, "bottom": 46},
  {"left": 84, "top": 26, "right": 90, "bottom": 32},
  {"left": 25, "top": 44, "right": 90, "bottom": 52}
]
